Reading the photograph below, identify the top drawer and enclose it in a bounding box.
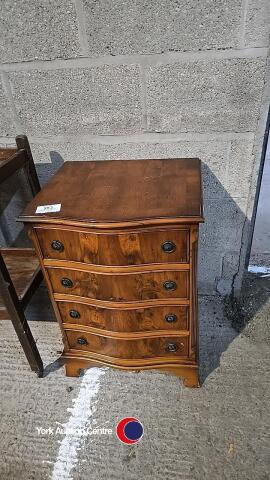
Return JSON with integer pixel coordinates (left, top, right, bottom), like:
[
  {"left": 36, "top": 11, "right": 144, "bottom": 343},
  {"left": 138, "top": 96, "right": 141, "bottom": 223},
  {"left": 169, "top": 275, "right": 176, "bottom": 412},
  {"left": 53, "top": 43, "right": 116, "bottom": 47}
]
[{"left": 35, "top": 227, "right": 189, "bottom": 266}]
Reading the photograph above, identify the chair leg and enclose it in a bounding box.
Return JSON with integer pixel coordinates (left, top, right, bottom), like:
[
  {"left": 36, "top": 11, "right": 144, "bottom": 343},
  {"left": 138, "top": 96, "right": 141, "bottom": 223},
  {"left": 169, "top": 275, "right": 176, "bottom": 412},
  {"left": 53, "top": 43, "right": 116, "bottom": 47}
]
[{"left": 0, "top": 265, "right": 43, "bottom": 376}]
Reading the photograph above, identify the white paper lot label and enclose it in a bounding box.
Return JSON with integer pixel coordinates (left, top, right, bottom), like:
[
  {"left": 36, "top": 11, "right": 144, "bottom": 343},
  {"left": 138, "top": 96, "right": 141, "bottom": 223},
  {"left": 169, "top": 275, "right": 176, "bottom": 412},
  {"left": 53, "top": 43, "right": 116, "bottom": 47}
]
[{"left": 35, "top": 203, "right": 61, "bottom": 214}]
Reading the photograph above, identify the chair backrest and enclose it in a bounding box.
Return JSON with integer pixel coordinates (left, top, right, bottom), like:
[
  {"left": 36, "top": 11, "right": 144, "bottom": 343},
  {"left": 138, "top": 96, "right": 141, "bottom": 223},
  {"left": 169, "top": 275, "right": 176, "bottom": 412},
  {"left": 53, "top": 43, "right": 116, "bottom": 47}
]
[{"left": 0, "top": 135, "right": 40, "bottom": 196}]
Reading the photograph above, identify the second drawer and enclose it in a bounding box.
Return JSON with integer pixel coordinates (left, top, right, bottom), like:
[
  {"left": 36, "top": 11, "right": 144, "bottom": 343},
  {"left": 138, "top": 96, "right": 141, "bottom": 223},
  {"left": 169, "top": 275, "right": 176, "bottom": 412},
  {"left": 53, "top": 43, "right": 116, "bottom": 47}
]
[
  {"left": 58, "top": 301, "right": 188, "bottom": 332},
  {"left": 48, "top": 268, "right": 189, "bottom": 301}
]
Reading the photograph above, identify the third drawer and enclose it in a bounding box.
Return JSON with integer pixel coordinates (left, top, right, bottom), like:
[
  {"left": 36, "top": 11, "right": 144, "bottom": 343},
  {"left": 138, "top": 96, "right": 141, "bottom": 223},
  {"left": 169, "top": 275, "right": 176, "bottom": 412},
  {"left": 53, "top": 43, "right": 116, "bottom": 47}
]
[{"left": 58, "top": 301, "right": 189, "bottom": 332}]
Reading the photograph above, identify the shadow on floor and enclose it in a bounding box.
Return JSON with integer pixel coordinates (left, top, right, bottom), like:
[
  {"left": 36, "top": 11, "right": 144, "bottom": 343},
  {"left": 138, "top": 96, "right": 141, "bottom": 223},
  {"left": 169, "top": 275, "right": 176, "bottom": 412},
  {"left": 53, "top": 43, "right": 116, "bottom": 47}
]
[
  {"left": 225, "top": 271, "right": 270, "bottom": 345},
  {"left": 42, "top": 357, "right": 63, "bottom": 378}
]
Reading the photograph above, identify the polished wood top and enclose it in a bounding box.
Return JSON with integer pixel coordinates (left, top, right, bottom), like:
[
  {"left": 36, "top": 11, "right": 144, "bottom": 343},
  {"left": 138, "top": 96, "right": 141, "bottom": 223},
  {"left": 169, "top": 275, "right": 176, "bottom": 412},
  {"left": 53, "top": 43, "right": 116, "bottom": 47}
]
[{"left": 20, "top": 159, "right": 204, "bottom": 227}]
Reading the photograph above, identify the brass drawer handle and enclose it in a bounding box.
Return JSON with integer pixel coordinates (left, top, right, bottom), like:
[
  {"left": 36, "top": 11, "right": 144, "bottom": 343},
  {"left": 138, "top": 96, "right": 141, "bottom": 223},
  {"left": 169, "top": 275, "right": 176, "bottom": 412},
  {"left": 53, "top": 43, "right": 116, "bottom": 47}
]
[
  {"left": 61, "top": 277, "right": 73, "bottom": 288},
  {"left": 165, "top": 313, "right": 178, "bottom": 323},
  {"left": 163, "top": 280, "right": 177, "bottom": 291},
  {"left": 162, "top": 241, "right": 176, "bottom": 253},
  {"left": 69, "top": 309, "right": 80, "bottom": 319},
  {"left": 166, "top": 342, "right": 184, "bottom": 353},
  {"left": 77, "top": 337, "right": 88, "bottom": 346},
  {"left": 51, "top": 240, "right": 64, "bottom": 252}
]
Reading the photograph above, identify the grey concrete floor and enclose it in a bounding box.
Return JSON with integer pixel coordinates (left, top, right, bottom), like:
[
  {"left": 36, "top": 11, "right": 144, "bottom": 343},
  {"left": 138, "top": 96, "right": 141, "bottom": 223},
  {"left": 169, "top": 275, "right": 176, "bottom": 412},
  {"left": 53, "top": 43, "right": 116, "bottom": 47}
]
[
  {"left": 250, "top": 138, "right": 270, "bottom": 267},
  {"left": 0, "top": 295, "right": 269, "bottom": 480}
]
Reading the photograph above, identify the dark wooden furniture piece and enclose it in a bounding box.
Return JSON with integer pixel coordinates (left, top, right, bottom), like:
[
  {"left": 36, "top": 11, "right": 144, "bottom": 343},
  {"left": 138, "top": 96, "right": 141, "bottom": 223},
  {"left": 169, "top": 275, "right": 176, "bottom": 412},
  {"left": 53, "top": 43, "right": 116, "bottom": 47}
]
[
  {"left": 0, "top": 136, "right": 43, "bottom": 376},
  {"left": 19, "top": 158, "right": 204, "bottom": 387}
]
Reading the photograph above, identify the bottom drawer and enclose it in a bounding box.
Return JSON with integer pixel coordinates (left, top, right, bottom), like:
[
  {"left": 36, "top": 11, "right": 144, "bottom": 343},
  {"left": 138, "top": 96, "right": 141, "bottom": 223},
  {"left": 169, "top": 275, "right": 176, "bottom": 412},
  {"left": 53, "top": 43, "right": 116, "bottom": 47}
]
[{"left": 65, "top": 329, "right": 189, "bottom": 360}]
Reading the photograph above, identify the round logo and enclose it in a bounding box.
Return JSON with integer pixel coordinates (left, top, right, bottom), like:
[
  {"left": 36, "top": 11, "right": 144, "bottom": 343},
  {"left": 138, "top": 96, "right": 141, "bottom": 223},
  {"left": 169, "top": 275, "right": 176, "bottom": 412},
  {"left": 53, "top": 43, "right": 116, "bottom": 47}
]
[{"left": 116, "top": 417, "right": 144, "bottom": 444}]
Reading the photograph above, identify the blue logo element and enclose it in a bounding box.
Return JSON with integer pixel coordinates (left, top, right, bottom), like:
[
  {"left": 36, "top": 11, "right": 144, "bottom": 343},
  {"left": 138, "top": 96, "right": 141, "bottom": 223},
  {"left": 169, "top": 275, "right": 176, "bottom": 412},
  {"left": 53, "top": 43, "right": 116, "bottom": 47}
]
[{"left": 116, "top": 417, "right": 144, "bottom": 444}]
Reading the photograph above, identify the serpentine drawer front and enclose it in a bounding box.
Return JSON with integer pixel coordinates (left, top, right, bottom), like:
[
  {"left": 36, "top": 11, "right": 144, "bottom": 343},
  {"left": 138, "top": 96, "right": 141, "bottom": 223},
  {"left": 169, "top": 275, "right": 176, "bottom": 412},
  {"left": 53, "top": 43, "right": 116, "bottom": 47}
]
[
  {"left": 65, "top": 329, "right": 189, "bottom": 360},
  {"left": 19, "top": 158, "right": 204, "bottom": 387},
  {"left": 35, "top": 227, "right": 189, "bottom": 265},
  {"left": 47, "top": 267, "right": 189, "bottom": 301},
  {"left": 57, "top": 301, "right": 189, "bottom": 333}
]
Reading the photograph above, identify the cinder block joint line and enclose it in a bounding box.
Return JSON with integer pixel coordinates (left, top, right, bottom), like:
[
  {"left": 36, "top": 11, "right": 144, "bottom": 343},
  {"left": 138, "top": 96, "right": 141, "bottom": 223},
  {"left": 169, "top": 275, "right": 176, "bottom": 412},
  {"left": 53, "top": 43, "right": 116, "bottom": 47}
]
[
  {"left": 0, "top": 72, "right": 23, "bottom": 132},
  {"left": 239, "top": 0, "right": 250, "bottom": 49},
  {"left": 73, "top": 0, "right": 89, "bottom": 57},
  {"left": 0, "top": 47, "right": 268, "bottom": 73},
  {"left": 139, "top": 65, "right": 148, "bottom": 131},
  {"left": 0, "top": 132, "right": 256, "bottom": 145},
  {"left": 224, "top": 141, "right": 232, "bottom": 190}
]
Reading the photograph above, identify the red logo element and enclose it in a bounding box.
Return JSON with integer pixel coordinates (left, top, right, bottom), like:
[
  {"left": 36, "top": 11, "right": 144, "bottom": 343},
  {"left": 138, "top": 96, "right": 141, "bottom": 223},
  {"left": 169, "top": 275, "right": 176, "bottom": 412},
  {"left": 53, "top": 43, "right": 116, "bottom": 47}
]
[{"left": 116, "top": 417, "right": 144, "bottom": 444}]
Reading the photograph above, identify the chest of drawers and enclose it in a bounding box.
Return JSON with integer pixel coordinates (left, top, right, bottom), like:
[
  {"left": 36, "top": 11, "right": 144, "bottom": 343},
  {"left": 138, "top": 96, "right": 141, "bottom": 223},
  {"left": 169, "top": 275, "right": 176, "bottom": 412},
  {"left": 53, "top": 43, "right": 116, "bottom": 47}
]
[{"left": 19, "top": 158, "right": 204, "bottom": 387}]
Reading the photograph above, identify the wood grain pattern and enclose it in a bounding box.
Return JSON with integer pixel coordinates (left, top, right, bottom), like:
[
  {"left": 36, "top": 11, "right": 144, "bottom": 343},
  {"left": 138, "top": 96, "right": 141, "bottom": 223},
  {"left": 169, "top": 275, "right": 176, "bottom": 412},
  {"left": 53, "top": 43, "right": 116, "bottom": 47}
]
[
  {"left": 54, "top": 292, "right": 190, "bottom": 308},
  {"left": 62, "top": 355, "right": 199, "bottom": 386},
  {"left": 47, "top": 267, "right": 189, "bottom": 301},
  {"left": 190, "top": 227, "right": 199, "bottom": 358},
  {"left": 19, "top": 159, "right": 204, "bottom": 227},
  {"left": 43, "top": 259, "right": 190, "bottom": 273},
  {"left": 36, "top": 227, "right": 189, "bottom": 265},
  {"left": 58, "top": 300, "right": 188, "bottom": 332},
  {"left": 0, "top": 248, "right": 40, "bottom": 299},
  {"left": 0, "top": 148, "right": 17, "bottom": 162},
  {"left": 65, "top": 328, "right": 189, "bottom": 359},
  {"left": 62, "top": 348, "right": 194, "bottom": 367}
]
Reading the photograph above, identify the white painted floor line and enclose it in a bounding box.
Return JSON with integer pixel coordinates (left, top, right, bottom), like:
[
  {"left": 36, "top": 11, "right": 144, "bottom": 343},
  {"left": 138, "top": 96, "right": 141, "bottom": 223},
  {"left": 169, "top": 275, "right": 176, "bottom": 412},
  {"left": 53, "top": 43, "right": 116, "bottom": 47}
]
[
  {"left": 248, "top": 265, "right": 270, "bottom": 275},
  {"left": 51, "top": 368, "right": 106, "bottom": 480}
]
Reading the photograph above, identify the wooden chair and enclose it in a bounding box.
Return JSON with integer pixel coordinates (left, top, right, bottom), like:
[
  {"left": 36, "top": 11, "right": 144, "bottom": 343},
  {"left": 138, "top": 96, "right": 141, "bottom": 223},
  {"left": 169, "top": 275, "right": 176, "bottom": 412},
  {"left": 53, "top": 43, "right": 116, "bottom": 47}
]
[{"left": 0, "top": 135, "right": 43, "bottom": 376}]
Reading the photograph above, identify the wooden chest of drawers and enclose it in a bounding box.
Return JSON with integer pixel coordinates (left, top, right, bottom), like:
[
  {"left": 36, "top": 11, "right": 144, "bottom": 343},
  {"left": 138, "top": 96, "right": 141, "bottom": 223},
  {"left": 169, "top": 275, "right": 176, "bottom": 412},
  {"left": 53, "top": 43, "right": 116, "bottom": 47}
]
[{"left": 19, "top": 158, "right": 204, "bottom": 387}]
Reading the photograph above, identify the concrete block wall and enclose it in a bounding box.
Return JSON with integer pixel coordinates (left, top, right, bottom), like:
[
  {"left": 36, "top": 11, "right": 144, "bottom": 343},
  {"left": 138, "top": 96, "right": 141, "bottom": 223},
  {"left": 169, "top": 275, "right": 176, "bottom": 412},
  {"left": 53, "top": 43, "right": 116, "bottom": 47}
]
[{"left": 0, "top": 0, "right": 269, "bottom": 295}]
